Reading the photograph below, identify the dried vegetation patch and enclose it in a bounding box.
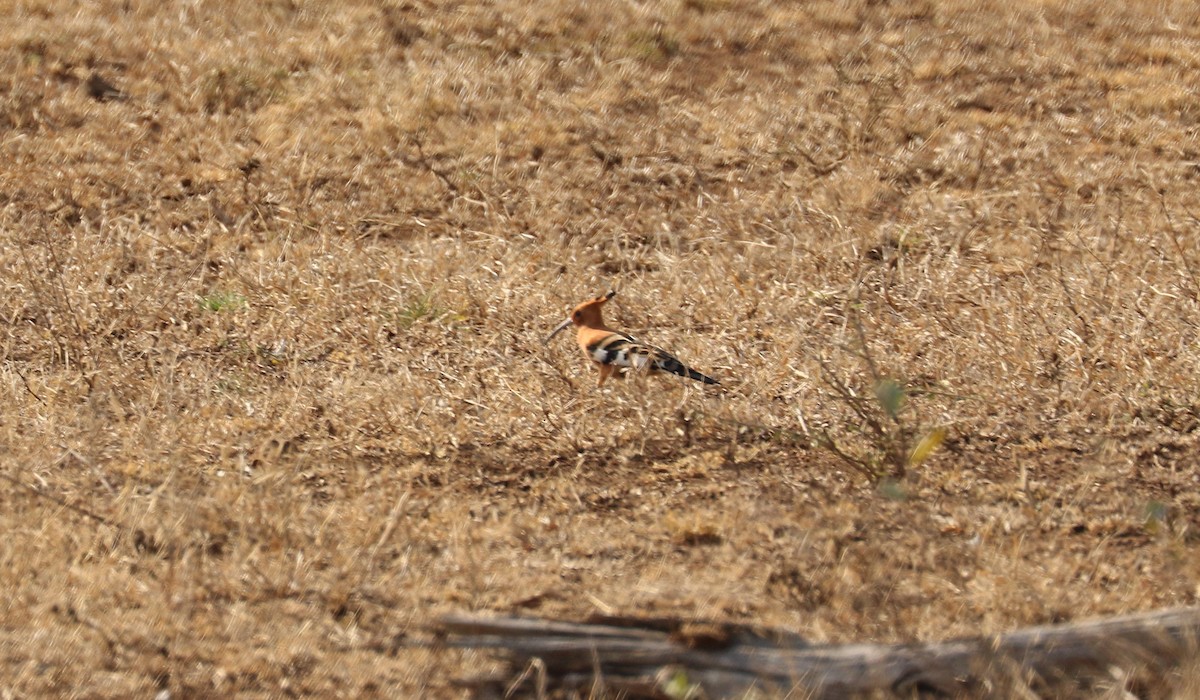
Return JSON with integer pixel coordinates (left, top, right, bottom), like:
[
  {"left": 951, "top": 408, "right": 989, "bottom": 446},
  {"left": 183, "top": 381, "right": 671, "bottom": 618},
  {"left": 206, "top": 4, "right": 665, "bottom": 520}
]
[{"left": 2, "top": 0, "right": 1200, "bottom": 696}]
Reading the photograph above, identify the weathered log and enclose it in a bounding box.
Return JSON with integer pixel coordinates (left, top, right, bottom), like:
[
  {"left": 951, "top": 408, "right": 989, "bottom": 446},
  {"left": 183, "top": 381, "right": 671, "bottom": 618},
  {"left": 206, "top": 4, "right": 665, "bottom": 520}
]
[{"left": 438, "top": 607, "right": 1200, "bottom": 698}]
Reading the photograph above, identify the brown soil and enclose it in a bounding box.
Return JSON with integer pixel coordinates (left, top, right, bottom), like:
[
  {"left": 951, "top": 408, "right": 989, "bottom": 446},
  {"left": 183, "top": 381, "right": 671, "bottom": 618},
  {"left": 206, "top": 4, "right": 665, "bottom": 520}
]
[{"left": 2, "top": 0, "right": 1199, "bottom": 697}]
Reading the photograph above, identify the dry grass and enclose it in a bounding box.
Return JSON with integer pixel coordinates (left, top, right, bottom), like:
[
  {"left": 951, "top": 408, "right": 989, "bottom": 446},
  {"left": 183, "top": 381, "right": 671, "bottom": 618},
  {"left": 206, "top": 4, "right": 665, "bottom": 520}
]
[{"left": 2, "top": 0, "right": 1200, "bottom": 696}]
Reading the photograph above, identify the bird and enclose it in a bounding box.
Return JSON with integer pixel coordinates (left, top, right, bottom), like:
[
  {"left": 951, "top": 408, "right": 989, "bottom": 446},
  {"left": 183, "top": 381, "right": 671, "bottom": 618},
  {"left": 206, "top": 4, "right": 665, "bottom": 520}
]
[{"left": 545, "top": 290, "right": 719, "bottom": 387}]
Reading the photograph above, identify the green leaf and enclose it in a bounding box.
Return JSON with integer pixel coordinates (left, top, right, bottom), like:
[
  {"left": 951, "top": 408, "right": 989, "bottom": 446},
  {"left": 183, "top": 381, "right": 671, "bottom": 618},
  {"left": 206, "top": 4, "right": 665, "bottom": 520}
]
[
  {"left": 660, "top": 668, "right": 696, "bottom": 700},
  {"left": 879, "top": 477, "right": 907, "bottom": 500},
  {"left": 1143, "top": 500, "right": 1168, "bottom": 533},
  {"left": 874, "top": 378, "right": 906, "bottom": 419}
]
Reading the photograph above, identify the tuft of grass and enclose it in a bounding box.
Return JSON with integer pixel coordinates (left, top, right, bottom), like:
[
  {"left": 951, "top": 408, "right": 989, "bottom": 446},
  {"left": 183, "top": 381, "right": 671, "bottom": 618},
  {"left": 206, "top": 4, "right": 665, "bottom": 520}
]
[
  {"left": 198, "top": 290, "right": 246, "bottom": 312},
  {"left": 628, "top": 29, "right": 681, "bottom": 62},
  {"left": 200, "top": 65, "right": 289, "bottom": 113},
  {"left": 394, "top": 292, "right": 465, "bottom": 329}
]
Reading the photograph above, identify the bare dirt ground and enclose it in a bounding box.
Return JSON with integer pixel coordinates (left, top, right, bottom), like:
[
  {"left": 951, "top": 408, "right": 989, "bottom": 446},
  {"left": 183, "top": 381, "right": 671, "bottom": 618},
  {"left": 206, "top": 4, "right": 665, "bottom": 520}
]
[{"left": 2, "top": 0, "right": 1200, "bottom": 697}]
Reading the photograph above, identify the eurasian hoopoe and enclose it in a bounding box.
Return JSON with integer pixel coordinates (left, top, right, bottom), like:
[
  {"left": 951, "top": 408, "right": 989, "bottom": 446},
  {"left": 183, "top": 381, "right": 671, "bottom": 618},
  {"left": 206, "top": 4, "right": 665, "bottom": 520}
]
[{"left": 545, "top": 290, "right": 719, "bottom": 387}]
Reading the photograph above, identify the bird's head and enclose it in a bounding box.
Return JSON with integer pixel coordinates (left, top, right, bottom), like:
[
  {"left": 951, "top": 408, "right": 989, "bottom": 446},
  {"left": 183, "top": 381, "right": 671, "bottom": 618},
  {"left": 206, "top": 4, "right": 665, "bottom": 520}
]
[{"left": 545, "top": 290, "right": 616, "bottom": 343}]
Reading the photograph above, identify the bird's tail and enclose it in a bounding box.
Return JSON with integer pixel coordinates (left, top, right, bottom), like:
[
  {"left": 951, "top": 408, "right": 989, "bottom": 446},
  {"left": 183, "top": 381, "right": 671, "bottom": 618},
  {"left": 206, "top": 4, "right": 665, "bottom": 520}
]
[
  {"left": 684, "top": 367, "right": 720, "bottom": 385},
  {"left": 654, "top": 354, "right": 719, "bottom": 385}
]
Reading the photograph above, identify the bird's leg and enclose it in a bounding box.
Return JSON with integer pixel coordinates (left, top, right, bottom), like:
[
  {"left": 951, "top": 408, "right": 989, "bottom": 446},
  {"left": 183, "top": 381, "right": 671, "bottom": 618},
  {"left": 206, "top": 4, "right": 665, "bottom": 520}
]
[{"left": 597, "top": 363, "right": 616, "bottom": 387}]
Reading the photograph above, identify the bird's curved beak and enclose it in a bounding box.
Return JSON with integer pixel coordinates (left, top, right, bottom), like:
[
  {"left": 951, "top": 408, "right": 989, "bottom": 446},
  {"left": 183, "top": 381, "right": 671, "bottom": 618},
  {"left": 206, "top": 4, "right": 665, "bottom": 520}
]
[{"left": 545, "top": 317, "right": 572, "bottom": 344}]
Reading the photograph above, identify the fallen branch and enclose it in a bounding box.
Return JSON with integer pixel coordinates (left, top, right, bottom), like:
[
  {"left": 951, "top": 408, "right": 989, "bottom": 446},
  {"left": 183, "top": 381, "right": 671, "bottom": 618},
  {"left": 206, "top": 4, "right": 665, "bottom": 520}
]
[{"left": 438, "top": 608, "right": 1200, "bottom": 698}]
